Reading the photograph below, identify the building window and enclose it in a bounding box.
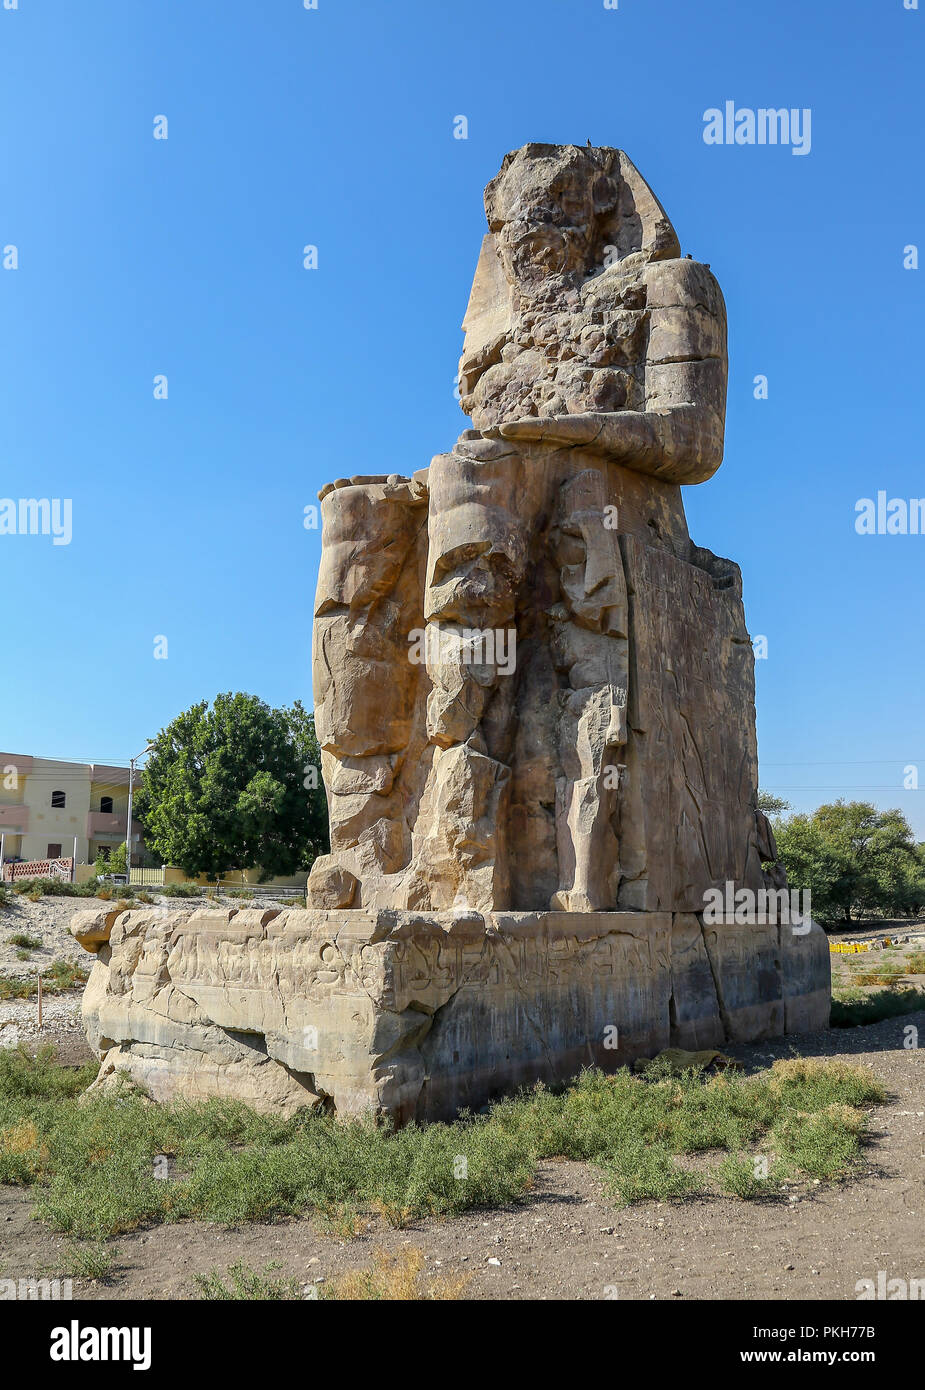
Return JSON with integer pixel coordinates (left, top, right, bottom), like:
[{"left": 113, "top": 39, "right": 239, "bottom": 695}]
[
  {"left": 100, "top": 796, "right": 113, "bottom": 814},
  {"left": 47, "top": 843, "right": 62, "bottom": 859},
  {"left": 51, "top": 790, "right": 66, "bottom": 809}
]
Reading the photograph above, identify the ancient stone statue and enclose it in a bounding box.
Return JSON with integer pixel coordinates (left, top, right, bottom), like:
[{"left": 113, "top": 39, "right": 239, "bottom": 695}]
[
  {"left": 306, "top": 143, "right": 755, "bottom": 918},
  {"left": 73, "top": 146, "right": 830, "bottom": 1122}
]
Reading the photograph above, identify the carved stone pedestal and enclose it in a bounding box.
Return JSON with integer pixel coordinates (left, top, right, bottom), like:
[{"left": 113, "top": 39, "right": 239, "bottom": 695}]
[{"left": 73, "top": 903, "right": 830, "bottom": 1122}]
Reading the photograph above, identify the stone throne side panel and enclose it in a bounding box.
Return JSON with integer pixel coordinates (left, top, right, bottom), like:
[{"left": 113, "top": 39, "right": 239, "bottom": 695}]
[{"left": 618, "top": 533, "right": 767, "bottom": 914}]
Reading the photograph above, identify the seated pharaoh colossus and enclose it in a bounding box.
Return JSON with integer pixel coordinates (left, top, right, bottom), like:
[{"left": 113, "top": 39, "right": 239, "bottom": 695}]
[{"left": 307, "top": 143, "right": 780, "bottom": 919}]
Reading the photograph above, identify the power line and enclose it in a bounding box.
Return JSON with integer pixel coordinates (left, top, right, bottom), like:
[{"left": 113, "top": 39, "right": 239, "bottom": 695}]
[
  {"left": 0, "top": 756, "right": 136, "bottom": 767},
  {"left": 761, "top": 760, "right": 924, "bottom": 767}
]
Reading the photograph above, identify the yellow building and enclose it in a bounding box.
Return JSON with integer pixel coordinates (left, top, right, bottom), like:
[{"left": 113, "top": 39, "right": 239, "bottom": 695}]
[{"left": 0, "top": 753, "right": 146, "bottom": 868}]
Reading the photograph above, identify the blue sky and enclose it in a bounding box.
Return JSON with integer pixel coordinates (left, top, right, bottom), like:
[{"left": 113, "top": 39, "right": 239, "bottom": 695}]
[{"left": 1, "top": 0, "right": 922, "bottom": 833}]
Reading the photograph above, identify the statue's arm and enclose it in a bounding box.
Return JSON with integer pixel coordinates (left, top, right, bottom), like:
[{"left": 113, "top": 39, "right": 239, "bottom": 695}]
[{"left": 486, "top": 259, "right": 728, "bottom": 487}]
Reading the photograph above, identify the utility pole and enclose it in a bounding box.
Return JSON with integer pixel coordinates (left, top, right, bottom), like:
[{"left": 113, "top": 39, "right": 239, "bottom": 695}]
[{"left": 125, "top": 744, "right": 155, "bottom": 875}]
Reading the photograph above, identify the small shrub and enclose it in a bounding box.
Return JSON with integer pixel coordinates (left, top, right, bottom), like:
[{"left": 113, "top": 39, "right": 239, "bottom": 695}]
[
  {"left": 0, "top": 962, "right": 89, "bottom": 1002},
  {"left": 0, "top": 1045, "right": 98, "bottom": 1100},
  {"left": 321, "top": 1247, "right": 470, "bottom": 1301},
  {"left": 61, "top": 1241, "right": 114, "bottom": 1281},
  {"left": 158, "top": 883, "right": 203, "bottom": 899},
  {"left": 854, "top": 963, "right": 905, "bottom": 987},
  {"left": 12, "top": 878, "right": 96, "bottom": 900},
  {"left": 716, "top": 1152, "right": 780, "bottom": 1198},
  {"left": 766, "top": 1056, "right": 885, "bottom": 1109},
  {"left": 95, "top": 885, "right": 139, "bottom": 906},
  {"left": 6, "top": 933, "right": 41, "bottom": 950},
  {"left": 0, "top": 978, "right": 32, "bottom": 1001},
  {"left": 600, "top": 1141, "right": 705, "bottom": 1205},
  {"left": 194, "top": 1262, "right": 301, "bottom": 1301},
  {"left": 772, "top": 1106, "right": 866, "bottom": 1180},
  {"left": 46, "top": 959, "right": 90, "bottom": 991}
]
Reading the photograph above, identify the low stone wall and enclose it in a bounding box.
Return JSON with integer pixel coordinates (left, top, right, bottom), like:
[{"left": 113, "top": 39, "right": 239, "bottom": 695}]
[{"left": 71, "top": 905, "right": 831, "bottom": 1123}]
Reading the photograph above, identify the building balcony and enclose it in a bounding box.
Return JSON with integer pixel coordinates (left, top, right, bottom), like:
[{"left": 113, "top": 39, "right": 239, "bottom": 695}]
[
  {"left": 0, "top": 804, "right": 29, "bottom": 832},
  {"left": 86, "top": 811, "right": 144, "bottom": 839}
]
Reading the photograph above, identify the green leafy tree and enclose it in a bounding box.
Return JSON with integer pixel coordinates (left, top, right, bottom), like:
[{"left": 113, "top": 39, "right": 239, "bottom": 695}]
[
  {"left": 135, "top": 694, "right": 328, "bottom": 881},
  {"left": 907, "top": 844, "right": 925, "bottom": 915},
  {"left": 771, "top": 813, "right": 846, "bottom": 923},
  {"left": 774, "top": 799, "right": 924, "bottom": 925},
  {"left": 93, "top": 842, "right": 127, "bottom": 878},
  {"left": 756, "top": 790, "right": 791, "bottom": 816}
]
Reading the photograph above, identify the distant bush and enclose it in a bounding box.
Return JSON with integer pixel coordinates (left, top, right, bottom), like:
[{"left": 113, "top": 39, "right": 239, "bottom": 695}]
[
  {"left": 830, "top": 986, "right": 925, "bottom": 1028},
  {"left": 853, "top": 961, "right": 906, "bottom": 987},
  {"left": 94, "top": 884, "right": 137, "bottom": 902},
  {"left": 11, "top": 878, "right": 97, "bottom": 900}
]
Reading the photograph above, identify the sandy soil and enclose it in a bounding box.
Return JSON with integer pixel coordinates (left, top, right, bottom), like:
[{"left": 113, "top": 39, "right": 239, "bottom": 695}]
[{"left": 0, "top": 895, "right": 95, "bottom": 977}]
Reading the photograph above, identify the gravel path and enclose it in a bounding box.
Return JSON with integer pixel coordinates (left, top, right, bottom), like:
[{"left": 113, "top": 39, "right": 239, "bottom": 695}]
[{"left": 0, "top": 895, "right": 93, "bottom": 976}]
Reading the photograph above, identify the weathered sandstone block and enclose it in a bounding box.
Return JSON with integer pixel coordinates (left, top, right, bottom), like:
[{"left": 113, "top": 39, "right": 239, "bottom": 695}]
[{"left": 76, "top": 905, "right": 828, "bottom": 1121}]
